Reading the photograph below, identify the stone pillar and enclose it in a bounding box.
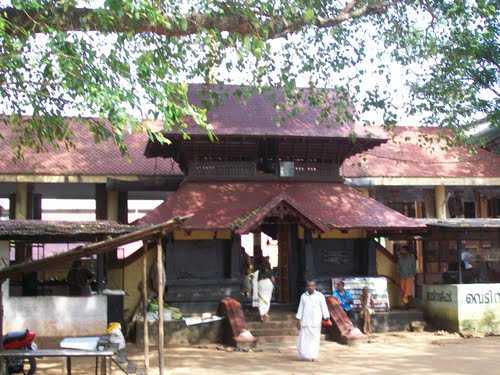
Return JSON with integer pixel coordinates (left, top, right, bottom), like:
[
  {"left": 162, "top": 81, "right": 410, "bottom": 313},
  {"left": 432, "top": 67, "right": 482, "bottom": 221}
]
[
  {"left": 95, "top": 185, "right": 127, "bottom": 291},
  {"left": 15, "top": 183, "right": 29, "bottom": 219},
  {"left": 96, "top": 185, "right": 127, "bottom": 223},
  {"left": 117, "top": 191, "right": 128, "bottom": 224},
  {"left": 107, "top": 190, "right": 119, "bottom": 221},
  {"left": 435, "top": 186, "right": 447, "bottom": 219},
  {"left": 480, "top": 197, "right": 489, "bottom": 218},
  {"left": 474, "top": 191, "right": 488, "bottom": 218},
  {"left": 13, "top": 183, "right": 37, "bottom": 264},
  {"left": 95, "top": 184, "right": 107, "bottom": 220},
  {"left": 423, "top": 189, "right": 436, "bottom": 218}
]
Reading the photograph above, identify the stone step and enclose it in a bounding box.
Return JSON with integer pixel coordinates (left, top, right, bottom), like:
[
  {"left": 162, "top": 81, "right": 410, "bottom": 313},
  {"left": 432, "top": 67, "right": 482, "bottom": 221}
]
[
  {"left": 245, "top": 312, "right": 297, "bottom": 322},
  {"left": 246, "top": 320, "right": 299, "bottom": 330},
  {"left": 253, "top": 328, "right": 298, "bottom": 337}
]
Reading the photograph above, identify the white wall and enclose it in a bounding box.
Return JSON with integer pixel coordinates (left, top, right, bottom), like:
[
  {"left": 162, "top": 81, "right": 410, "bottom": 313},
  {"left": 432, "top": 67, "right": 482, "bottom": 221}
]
[
  {"left": 4, "top": 296, "right": 107, "bottom": 337},
  {"left": 423, "top": 283, "right": 500, "bottom": 334}
]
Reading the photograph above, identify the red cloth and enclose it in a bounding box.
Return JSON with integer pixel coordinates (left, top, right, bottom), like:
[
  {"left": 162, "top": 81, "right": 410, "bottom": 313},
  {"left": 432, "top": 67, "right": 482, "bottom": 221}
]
[
  {"left": 219, "top": 297, "right": 256, "bottom": 344},
  {"left": 325, "top": 296, "right": 354, "bottom": 337},
  {"left": 322, "top": 319, "right": 333, "bottom": 328},
  {"left": 400, "top": 277, "right": 414, "bottom": 305}
]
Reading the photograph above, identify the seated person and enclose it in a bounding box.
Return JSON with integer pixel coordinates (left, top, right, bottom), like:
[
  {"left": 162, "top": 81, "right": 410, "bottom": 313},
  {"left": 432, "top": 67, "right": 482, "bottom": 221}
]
[
  {"left": 332, "top": 280, "right": 354, "bottom": 320},
  {"left": 360, "top": 287, "right": 375, "bottom": 335}
]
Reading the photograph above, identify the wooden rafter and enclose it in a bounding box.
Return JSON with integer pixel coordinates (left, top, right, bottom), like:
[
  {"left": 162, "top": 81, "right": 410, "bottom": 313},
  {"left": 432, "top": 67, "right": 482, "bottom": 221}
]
[{"left": 0, "top": 215, "right": 191, "bottom": 281}]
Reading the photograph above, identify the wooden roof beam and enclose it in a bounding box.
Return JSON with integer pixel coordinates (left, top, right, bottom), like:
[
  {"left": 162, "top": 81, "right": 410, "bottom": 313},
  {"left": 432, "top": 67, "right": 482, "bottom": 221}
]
[{"left": 0, "top": 215, "right": 191, "bottom": 281}]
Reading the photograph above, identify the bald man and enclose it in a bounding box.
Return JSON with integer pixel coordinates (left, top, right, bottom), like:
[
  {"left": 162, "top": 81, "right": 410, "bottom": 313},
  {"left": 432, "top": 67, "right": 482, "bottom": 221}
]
[{"left": 296, "top": 281, "right": 330, "bottom": 361}]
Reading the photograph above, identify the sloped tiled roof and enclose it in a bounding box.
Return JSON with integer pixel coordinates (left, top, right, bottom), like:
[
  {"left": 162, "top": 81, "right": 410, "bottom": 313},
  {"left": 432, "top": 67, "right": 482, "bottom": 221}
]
[
  {"left": 147, "top": 84, "right": 387, "bottom": 140},
  {"left": 136, "top": 181, "right": 425, "bottom": 232},
  {"left": 342, "top": 126, "right": 500, "bottom": 178},
  {"left": 0, "top": 220, "right": 135, "bottom": 241},
  {"left": 0, "top": 118, "right": 181, "bottom": 176}
]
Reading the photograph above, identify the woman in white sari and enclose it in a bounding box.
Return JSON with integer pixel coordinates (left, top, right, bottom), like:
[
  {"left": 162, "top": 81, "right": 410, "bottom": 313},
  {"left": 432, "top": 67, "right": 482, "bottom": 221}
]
[{"left": 252, "top": 258, "right": 275, "bottom": 321}]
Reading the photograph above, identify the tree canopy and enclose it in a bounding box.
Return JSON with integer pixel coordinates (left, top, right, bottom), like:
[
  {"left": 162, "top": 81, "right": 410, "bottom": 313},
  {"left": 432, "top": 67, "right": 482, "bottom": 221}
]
[{"left": 0, "top": 0, "right": 498, "bottom": 155}]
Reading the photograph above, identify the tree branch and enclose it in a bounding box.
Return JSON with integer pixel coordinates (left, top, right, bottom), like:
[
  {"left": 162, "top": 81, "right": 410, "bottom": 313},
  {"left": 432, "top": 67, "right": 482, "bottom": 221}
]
[{"left": 1, "top": 1, "right": 390, "bottom": 40}]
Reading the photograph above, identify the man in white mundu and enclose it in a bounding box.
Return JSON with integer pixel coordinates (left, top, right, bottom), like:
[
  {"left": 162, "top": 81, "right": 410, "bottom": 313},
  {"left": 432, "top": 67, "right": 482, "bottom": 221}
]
[{"left": 296, "top": 281, "right": 330, "bottom": 361}]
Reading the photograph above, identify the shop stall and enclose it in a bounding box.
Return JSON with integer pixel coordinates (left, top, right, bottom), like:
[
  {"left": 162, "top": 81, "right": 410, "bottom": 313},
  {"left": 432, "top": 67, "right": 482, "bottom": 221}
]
[{"left": 421, "top": 219, "right": 500, "bottom": 334}]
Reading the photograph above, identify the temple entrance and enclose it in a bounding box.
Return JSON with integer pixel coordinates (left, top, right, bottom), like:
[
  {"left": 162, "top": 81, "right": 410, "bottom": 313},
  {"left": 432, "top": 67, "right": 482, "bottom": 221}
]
[
  {"left": 241, "top": 199, "right": 325, "bottom": 306},
  {"left": 250, "top": 222, "right": 304, "bottom": 305}
]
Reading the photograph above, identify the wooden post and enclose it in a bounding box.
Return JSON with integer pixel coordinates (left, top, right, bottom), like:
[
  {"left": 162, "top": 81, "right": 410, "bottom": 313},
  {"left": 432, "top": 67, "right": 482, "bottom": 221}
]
[
  {"left": 142, "top": 243, "right": 150, "bottom": 374},
  {"left": 156, "top": 238, "right": 165, "bottom": 375}
]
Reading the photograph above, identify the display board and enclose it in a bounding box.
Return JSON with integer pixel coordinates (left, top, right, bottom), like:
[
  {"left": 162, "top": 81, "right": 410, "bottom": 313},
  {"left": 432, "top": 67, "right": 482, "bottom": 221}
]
[{"left": 331, "top": 277, "right": 390, "bottom": 312}]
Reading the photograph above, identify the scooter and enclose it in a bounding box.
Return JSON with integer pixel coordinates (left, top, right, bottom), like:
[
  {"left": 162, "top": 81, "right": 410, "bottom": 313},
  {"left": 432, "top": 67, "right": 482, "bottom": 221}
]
[{"left": 2, "top": 330, "right": 37, "bottom": 375}]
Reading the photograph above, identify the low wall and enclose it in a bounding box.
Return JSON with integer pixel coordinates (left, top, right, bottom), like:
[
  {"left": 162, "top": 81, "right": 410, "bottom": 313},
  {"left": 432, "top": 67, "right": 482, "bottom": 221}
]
[
  {"left": 422, "top": 284, "right": 459, "bottom": 332},
  {"left": 4, "top": 296, "right": 108, "bottom": 337},
  {"left": 457, "top": 284, "right": 500, "bottom": 333},
  {"left": 423, "top": 283, "right": 500, "bottom": 334},
  {"left": 135, "top": 319, "right": 224, "bottom": 347}
]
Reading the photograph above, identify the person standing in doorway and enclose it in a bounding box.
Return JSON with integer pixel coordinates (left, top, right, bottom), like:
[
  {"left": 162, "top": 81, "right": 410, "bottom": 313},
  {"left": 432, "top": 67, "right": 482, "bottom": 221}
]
[
  {"left": 253, "top": 257, "right": 274, "bottom": 322},
  {"left": 332, "top": 280, "right": 354, "bottom": 320},
  {"left": 241, "top": 248, "right": 253, "bottom": 298},
  {"left": 397, "top": 246, "right": 417, "bottom": 308},
  {"left": 296, "top": 280, "right": 330, "bottom": 361}
]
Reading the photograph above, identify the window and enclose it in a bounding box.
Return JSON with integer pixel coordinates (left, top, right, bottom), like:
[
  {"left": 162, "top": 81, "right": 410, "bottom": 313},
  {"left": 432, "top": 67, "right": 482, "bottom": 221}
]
[{"left": 279, "top": 161, "right": 295, "bottom": 177}]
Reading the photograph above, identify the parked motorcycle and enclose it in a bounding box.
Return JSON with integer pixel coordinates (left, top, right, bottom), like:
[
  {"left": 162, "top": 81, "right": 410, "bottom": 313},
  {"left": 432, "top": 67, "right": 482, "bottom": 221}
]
[{"left": 2, "top": 330, "right": 37, "bottom": 375}]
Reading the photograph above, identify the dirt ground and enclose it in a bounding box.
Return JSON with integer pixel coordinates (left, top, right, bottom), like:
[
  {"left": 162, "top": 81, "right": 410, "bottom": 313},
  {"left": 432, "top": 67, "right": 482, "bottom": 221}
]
[{"left": 35, "top": 332, "right": 500, "bottom": 374}]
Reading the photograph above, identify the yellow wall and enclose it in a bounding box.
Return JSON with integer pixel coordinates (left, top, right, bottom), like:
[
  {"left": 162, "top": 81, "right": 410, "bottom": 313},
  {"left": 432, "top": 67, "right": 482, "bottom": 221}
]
[
  {"left": 376, "top": 249, "right": 400, "bottom": 308},
  {"left": 107, "top": 248, "right": 156, "bottom": 323},
  {"left": 173, "top": 230, "right": 231, "bottom": 240},
  {"left": 107, "top": 231, "right": 232, "bottom": 322},
  {"left": 297, "top": 226, "right": 367, "bottom": 239}
]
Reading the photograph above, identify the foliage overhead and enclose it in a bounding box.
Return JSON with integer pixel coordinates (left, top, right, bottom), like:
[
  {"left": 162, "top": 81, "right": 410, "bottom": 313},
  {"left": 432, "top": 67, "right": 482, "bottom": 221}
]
[{"left": 0, "top": 0, "right": 498, "bottom": 156}]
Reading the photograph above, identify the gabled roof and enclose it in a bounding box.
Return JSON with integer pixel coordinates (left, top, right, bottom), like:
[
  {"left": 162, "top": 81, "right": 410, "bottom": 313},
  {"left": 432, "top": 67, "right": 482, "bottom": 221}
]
[
  {"left": 146, "top": 84, "right": 387, "bottom": 140},
  {"left": 0, "top": 118, "right": 181, "bottom": 177},
  {"left": 234, "top": 193, "right": 328, "bottom": 234},
  {"left": 342, "top": 126, "right": 500, "bottom": 179},
  {"left": 136, "top": 181, "right": 425, "bottom": 232}
]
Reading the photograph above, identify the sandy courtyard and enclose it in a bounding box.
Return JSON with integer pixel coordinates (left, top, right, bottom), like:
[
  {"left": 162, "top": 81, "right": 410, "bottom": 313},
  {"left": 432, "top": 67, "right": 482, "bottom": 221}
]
[{"left": 35, "top": 332, "right": 500, "bottom": 374}]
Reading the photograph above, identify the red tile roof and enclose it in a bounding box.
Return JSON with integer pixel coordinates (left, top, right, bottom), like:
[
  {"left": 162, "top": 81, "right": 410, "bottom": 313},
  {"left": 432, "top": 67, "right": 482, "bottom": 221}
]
[
  {"left": 146, "top": 84, "right": 387, "bottom": 140},
  {"left": 136, "top": 181, "right": 425, "bottom": 232},
  {"left": 342, "top": 126, "right": 500, "bottom": 178},
  {"left": 0, "top": 118, "right": 181, "bottom": 176}
]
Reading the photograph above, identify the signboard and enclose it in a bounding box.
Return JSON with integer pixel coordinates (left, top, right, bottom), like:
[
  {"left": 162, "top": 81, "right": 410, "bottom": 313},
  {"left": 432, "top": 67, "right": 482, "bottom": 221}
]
[{"left": 332, "top": 277, "right": 390, "bottom": 312}]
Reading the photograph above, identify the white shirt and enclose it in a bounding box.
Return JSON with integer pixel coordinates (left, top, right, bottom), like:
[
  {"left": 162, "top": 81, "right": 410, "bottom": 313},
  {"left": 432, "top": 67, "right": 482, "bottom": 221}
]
[{"left": 296, "top": 290, "right": 330, "bottom": 328}]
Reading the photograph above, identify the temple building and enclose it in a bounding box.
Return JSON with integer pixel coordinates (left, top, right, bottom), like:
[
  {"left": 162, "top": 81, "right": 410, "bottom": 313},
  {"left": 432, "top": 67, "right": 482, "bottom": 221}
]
[
  {"left": 1, "top": 86, "right": 500, "bottom": 336},
  {"left": 136, "top": 85, "right": 425, "bottom": 312}
]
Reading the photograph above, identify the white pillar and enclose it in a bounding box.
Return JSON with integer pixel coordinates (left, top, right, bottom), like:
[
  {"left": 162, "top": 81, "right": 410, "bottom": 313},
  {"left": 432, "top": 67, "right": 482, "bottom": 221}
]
[
  {"left": 15, "top": 183, "right": 29, "bottom": 219},
  {"left": 106, "top": 190, "right": 119, "bottom": 221}
]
